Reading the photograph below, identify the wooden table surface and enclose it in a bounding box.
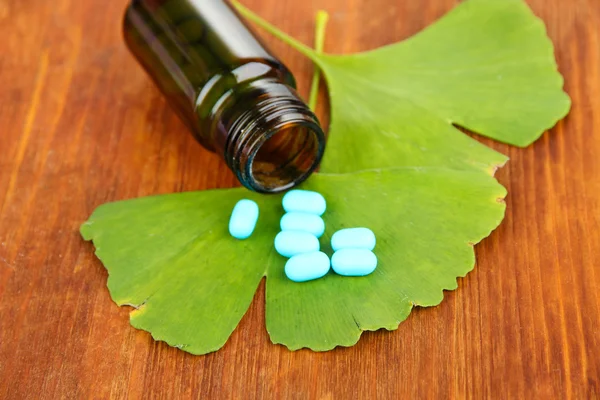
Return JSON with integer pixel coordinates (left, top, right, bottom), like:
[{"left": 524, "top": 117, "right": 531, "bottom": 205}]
[{"left": 1, "top": 0, "right": 598, "bottom": 398}]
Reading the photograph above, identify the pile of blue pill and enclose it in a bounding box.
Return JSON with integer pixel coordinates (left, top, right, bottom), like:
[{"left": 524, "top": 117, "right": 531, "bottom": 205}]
[
  {"left": 228, "top": 190, "right": 378, "bottom": 283},
  {"left": 330, "top": 228, "right": 377, "bottom": 276},
  {"left": 276, "top": 190, "right": 329, "bottom": 282}
]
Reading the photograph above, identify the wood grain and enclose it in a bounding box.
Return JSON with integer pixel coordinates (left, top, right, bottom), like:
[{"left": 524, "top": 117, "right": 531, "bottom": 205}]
[{"left": 0, "top": 0, "right": 598, "bottom": 398}]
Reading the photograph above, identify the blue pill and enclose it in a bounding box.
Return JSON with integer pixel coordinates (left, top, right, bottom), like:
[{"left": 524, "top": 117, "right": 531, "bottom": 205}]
[
  {"left": 280, "top": 212, "right": 325, "bottom": 238},
  {"left": 282, "top": 190, "right": 326, "bottom": 216},
  {"left": 331, "top": 227, "right": 376, "bottom": 251},
  {"left": 285, "top": 251, "right": 331, "bottom": 282},
  {"left": 331, "top": 249, "right": 377, "bottom": 276},
  {"left": 228, "top": 199, "right": 259, "bottom": 239},
  {"left": 274, "top": 231, "right": 319, "bottom": 258}
]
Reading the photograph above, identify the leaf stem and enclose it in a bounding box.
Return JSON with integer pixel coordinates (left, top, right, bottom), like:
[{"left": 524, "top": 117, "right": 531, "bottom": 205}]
[
  {"left": 308, "top": 11, "right": 329, "bottom": 111},
  {"left": 230, "top": 0, "right": 318, "bottom": 60}
]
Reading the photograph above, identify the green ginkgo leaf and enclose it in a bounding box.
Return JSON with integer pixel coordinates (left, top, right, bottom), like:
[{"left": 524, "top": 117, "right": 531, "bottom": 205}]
[
  {"left": 81, "top": 0, "right": 570, "bottom": 354},
  {"left": 81, "top": 169, "right": 506, "bottom": 353},
  {"left": 234, "top": 0, "right": 570, "bottom": 174}
]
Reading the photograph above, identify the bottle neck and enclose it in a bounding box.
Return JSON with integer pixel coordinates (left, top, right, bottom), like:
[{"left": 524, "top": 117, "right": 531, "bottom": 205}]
[{"left": 213, "top": 79, "right": 326, "bottom": 193}]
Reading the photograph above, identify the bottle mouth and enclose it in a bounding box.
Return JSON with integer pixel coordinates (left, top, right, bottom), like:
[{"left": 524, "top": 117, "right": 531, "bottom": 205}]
[
  {"left": 247, "top": 120, "right": 324, "bottom": 193},
  {"left": 222, "top": 81, "right": 326, "bottom": 194}
]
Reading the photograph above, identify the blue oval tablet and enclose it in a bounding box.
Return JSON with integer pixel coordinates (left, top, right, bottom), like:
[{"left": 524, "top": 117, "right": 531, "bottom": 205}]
[
  {"left": 331, "top": 249, "right": 377, "bottom": 276},
  {"left": 331, "top": 227, "right": 376, "bottom": 251},
  {"left": 285, "top": 251, "right": 331, "bottom": 282},
  {"left": 228, "top": 199, "right": 259, "bottom": 239},
  {"left": 282, "top": 190, "right": 326, "bottom": 216},
  {"left": 274, "top": 231, "right": 319, "bottom": 258},
  {"left": 280, "top": 212, "right": 325, "bottom": 238}
]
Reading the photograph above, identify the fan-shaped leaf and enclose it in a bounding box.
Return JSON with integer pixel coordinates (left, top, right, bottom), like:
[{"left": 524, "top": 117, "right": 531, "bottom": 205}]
[{"left": 82, "top": 0, "right": 569, "bottom": 354}]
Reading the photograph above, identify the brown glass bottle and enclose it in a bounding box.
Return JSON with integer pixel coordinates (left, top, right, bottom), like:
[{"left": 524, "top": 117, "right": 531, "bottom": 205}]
[{"left": 123, "top": 0, "right": 326, "bottom": 193}]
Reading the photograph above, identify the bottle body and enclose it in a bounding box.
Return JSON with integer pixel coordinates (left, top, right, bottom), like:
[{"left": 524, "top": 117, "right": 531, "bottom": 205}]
[{"left": 123, "top": 0, "right": 325, "bottom": 192}]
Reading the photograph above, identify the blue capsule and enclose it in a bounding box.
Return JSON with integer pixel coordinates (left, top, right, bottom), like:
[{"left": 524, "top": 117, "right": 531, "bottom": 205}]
[
  {"left": 282, "top": 190, "right": 326, "bottom": 216},
  {"left": 331, "top": 249, "right": 377, "bottom": 276},
  {"left": 228, "top": 199, "right": 259, "bottom": 239},
  {"left": 280, "top": 212, "right": 325, "bottom": 238},
  {"left": 285, "top": 251, "right": 331, "bottom": 282},
  {"left": 331, "top": 227, "right": 376, "bottom": 251},
  {"left": 274, "top": 231, "right": 320, "bottom": 258}
]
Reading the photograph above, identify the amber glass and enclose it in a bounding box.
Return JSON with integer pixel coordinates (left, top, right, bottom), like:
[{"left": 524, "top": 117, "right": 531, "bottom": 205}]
[{"left": 123, "top": 0, "right": 325, "bottom": 192}]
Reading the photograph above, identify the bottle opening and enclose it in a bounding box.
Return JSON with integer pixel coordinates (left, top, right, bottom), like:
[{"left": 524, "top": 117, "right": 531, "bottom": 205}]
[
  {"left": 221, "top": 80, "right": 326, "bottom": 193},
  {"left": 249, "top": 122, "right": 322, "bottom": 193}
]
